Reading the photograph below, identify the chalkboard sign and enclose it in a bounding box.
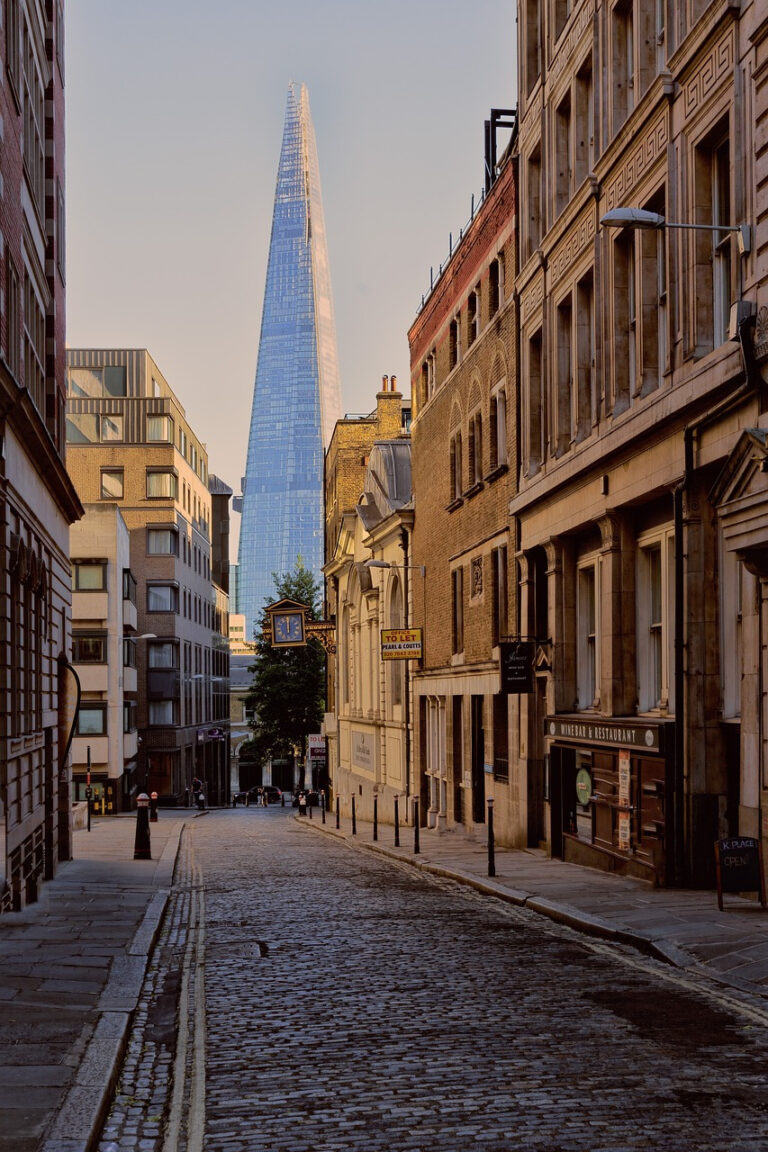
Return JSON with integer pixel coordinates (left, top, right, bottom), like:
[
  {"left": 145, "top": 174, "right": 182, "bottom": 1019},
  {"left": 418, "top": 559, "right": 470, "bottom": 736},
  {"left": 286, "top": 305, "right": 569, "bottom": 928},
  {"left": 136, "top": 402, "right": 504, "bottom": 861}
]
[
  {"left": 500, "top": 641, "right": 535, "bottom": 694},
  {"left": 714, "top": 837, "right": 766, "bottom": 911}
]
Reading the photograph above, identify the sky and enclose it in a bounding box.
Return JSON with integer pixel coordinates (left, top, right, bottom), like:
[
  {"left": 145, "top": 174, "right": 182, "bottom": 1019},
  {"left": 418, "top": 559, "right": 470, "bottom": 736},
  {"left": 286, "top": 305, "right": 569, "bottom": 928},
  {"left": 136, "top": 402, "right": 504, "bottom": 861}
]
[{"left": 65, "top": 0, "right": 517, "bottom": 520}]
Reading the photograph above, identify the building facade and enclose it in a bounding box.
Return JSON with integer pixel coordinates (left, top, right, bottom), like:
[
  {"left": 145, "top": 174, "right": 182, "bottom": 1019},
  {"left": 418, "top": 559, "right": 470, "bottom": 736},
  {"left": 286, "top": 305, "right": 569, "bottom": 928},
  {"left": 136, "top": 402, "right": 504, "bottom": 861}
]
[
  {"left": 0, "top": 0, "right": 82, "bottom": 912},
  {"left": 323, "top": 378, "right": 411, "bottom": 801},
  {"left": 237, "top": 82, "right": 342, "bottom": 636},
  {"left": 70, "top": 505, "right": 138, "bottom": 813},
  {"left": 408, "top": 146, "right": 518, "bottom": 840},
  {"left": 66, "top": 350, "right": 230, "bottom": 807},
  {"left": 324, "top": 438, "right": 414, "bottom": 825},
  {"left": 513, "top": 0, "right": 767, "bottom": 884}
]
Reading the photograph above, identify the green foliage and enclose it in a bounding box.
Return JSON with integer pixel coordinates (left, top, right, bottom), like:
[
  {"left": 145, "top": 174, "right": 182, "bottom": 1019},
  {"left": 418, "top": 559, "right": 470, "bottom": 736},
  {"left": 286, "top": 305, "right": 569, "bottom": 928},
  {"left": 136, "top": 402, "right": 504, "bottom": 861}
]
[{"left": 244, "top": 560, "right": 326, "bottom": 764}]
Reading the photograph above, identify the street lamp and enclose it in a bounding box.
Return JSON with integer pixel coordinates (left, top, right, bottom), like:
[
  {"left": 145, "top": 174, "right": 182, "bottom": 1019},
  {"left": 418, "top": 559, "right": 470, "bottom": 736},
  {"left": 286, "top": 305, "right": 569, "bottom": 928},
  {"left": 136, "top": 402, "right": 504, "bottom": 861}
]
[
  {"left": 600, "top": 206, "right": 752, "bottom": 255},
  {"left": 364, "top": 559, "right": 426, "bottom": 576}
]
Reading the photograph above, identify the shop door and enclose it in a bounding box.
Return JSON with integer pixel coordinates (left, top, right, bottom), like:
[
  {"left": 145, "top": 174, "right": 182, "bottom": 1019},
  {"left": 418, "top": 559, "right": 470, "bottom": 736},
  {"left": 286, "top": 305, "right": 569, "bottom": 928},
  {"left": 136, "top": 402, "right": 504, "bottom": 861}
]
[
  {"left": 471, "top": 695, "right": 485, "bottom": 824},
  {"left": 635, "top": 756, "right": 666, "bottom": 879}
]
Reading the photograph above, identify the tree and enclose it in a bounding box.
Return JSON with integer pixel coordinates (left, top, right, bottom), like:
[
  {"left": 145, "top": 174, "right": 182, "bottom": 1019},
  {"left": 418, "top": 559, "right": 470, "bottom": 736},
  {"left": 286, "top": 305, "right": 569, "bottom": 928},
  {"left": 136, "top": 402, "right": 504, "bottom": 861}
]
[{"left": 244, "top": 561, "right": 326, "bottom": 775}]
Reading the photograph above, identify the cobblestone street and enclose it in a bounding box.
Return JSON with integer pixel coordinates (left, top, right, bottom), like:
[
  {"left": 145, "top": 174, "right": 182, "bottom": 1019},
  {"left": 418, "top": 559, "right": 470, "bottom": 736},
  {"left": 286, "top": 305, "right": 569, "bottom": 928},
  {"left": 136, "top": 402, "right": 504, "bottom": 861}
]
[{"left": 97, "top": 809, "right": 768, "bottom": 1152}]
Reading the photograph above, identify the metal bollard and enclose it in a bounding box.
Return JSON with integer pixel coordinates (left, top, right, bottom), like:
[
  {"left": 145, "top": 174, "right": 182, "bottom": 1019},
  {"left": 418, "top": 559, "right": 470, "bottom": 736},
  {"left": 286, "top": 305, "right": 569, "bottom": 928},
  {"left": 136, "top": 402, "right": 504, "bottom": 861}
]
[
  {"left": 487, "top": 797, "right": 496, "bottom": 878},
  {"left": 320, "top": 789, "right": 326, "bottom": 824},
  {"left": 149, "top": 791, "right": 159, "bottom": 823},
  {"left": 413, "top": 796, "right": 420, "bottom": 855},
  {"left": 351, "top": 794, "right": 357, "bottom": 835},
  {"left": 373, "top": 794, "right": 378, "bottom": 842},
  {"left": 308, "top": 796, "right": 313, "bottom": 819},
  {"left": 134, "top": 793, "right": 151, "bottom": 860},
  {"left": 394, "top": 794, "right": 400, "bottom": 847},
  {"left": 335, "top": 795, "right": 340, "bottom": 830}
]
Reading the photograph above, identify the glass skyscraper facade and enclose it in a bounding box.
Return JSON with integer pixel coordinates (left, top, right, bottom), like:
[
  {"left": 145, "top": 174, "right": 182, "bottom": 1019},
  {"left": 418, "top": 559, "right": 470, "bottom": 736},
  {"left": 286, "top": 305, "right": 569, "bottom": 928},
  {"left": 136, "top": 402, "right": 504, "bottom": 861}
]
[{"left": 237, "top": 83, "right": 341, "bottom": 638}]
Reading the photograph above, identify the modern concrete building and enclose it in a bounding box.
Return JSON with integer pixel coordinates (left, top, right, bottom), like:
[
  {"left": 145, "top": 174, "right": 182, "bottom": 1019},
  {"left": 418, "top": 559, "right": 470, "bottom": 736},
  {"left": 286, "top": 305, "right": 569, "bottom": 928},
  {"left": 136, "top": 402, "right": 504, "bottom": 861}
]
[
  {"left": 237, "top": 82, "right": 342, "bottom": 636},
  {"left": 66, "top": 350, "right": 230, "bottom": 807},
  {"left": 0, "top": 1, "right": 82, "bottom": 912},
  {"left": 408, "top": 135, "right": 517, "bottom": 839},
  {"left": 70, "top": 505, "right": 138, "bottom": 813},
  {"left": 513, "top": 0, "right": 767, "bottom": 885}
]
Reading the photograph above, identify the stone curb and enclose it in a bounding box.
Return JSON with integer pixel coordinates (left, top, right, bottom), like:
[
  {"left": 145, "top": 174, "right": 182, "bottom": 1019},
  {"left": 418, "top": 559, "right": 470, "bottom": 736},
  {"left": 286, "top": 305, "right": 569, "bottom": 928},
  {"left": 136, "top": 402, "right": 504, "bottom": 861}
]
[{"left": 39, "top": 820, "right": 186, "bottom": 1152}]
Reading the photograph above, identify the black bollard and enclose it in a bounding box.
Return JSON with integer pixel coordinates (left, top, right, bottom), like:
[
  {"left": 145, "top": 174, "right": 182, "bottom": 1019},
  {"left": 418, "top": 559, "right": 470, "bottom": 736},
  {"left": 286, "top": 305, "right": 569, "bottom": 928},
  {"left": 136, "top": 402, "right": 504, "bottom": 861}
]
[
  {"left": 281, "top": 791, "right": 285, "bottom": 807},
  {"left": 487, "top": 797, "right": 496, "bottom": 878},
  {"left": 335, "top": 795, "right": 340, "bottom": 830},
  {"left": 134, "top": 794, "right": 152, "bottom": 860},
  {"left": 413, "top": 796, "right": 420, "bottom": 855},
  {"left": 373, "top": 794, "right": 378, "bottom": 842},
  {"left": 394, "top": 794, "right": 400, "bottom": 847},
  {"left": 149, "top": 791, "right": 159, "bottom": 823},
  {"left": 308, "top": 796, "right": 313, "bottom": 819},
  {"left": 352, "top": 794, "right": 357, "bottom": 835},
  {"left": 320, "top": 790, "right": 326, "bottom": 824}
]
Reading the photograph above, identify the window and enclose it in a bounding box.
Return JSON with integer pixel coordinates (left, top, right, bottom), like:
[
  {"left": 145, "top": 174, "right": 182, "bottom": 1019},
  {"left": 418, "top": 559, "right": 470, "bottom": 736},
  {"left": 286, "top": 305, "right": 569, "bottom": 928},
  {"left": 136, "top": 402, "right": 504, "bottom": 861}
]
[
  {"left": 148, "top": 641, "right": 177, "bottom": 668},
  {"left": 555, "top": 92, "right": 572, "bottom": 217},
  {"left": 147, "top": 527, "right": 178, "bottom": 556},
  {"left": 468, "top": 411, "right": 483, "bottom": 485},
  {"left": 720, "top": 548, "right": 743, "bottom": 721},
  {"left": 490, "top": 387, "right": 508, "bottom": 470},
  {"left": 556, "top": 295, "right": 572, "bottom": 456},
  {"left": 577, "top": 559, "right": 599, "bottom": 709},
  {"left": 123, "top": 701, "right": 137, "bottom": 733},
  {"left": 491, "top": 544, "right": 509, "bottom": 647},
  {"left": 22, "top": 17, "right": 45, "bottom": 216},
  {"left": 73, "top": 634, "right": 106, "bottom": 663},
  {"left": 468, "top": 289, "right": 479, "bottom": 346},
  {"left": 76, "top": 704, "right": 107, "bottom": 736},
  {"left": 100, "top": 414, "right": 123, "bottom": 442},
  {"left": 612, "top": 0, "right": 634, "bottom": 130},
  {"left": 147, "top": 414, "right": 172, "bottom": 441},
  {"left": 73, "top": 561, "right": 107, "bottom": 591},
  {"left": 449, "top": 317, "right": 460, "bottom": 370},
  {"left": 493, "top": 694, "right": 509, "bottom": 781},
  {"left": 147, "top": 583, "right": 179, "bottom": 613},
  {"left": 5, "top": 0, "right": 20, "bottom": 101},
  {"left": 100, "top": 469, "right": 124, "bottom": 499},
  {"left": 450, "top": 432, "right": 463, "bottom": 500},
  {"left": 146, "top": 470, "right": 178, "bottom": 499},
  {"left": 575, "top": 272, "right": 595, "bottom": 442},
  {"left": 613, "top": 230, "right": 636, "bottom": 412},
  {"left": 123, "top": 569, "right": 137, "bottom": 604},
  {"left": 527, "top": 146, "right": 542, "bottom": 257},
  {"left": 555, "top": 0, "right": 572, "bottom": 38},
  {"left": 488, "top": 258, "right": 501, "bottom": 317},
  {"left": 452, "top": 567, "right": 464, "bottom": 655},
  {"left": 524, "top": 0, "right": 541, "bottom": 94},
  {"left": 574, "top": 58, "right": 593, "bottom": 188},
  {"left": 526, "top": 328, "right": 544, "bottom": 474},
  {"left": 149, "top": 700, "right": 176, "bottom": 725},
  {"left": 23, "top": 270, "right": 45, "bottom": 418},
  {"left": 420, "top": 351, "right": 436, "bottom": 408},
  {"left": 104, "top": 366, "right": 127, "bottom": 396},
  {"left": 636, "top": 529, "right": 674, "bottom": 713},
  {"left": 5, "top": 254, "right": 20, "bottom": 381},
  {"left": 56, "top": 180, "right": 66, "bottom": 281}
]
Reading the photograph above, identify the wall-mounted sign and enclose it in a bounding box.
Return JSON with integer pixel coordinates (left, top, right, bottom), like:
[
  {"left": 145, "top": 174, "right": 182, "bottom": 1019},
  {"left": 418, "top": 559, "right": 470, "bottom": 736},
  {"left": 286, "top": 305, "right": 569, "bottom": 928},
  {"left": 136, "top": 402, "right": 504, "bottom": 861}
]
[
  {"left": 500, "top": 641, "right": 535, "bottom": 693},
  {"left": 546, "top": 716, "right": 663, "bottom": 752},
  {"left": 352, "top": 730, "right": 375, "bottom": 771},
  {"left": 381, "top": 628, "right": 422, "bottom": 660}
]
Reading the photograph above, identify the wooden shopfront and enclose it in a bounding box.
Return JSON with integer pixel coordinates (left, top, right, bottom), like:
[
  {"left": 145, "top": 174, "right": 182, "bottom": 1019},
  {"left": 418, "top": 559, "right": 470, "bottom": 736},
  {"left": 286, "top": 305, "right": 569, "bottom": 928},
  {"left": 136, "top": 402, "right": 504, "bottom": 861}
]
[{"left": 546, "top": 716, "right": 675, "bottom": 885}]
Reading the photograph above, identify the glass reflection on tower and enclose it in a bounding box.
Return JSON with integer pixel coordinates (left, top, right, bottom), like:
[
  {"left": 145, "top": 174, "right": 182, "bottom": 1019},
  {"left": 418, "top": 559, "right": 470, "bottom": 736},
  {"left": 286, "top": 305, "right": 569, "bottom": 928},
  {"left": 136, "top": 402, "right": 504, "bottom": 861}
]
[{"left": 237, "top": 83, "right": 341, "bottom": 639}]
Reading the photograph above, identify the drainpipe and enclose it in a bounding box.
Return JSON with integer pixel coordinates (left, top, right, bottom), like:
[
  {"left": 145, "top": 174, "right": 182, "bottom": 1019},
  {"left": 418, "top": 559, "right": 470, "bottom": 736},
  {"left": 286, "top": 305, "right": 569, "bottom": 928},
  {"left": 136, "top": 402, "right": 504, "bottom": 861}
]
[{"left": 673, "top": 313, "right": 759, "bottom": 885}]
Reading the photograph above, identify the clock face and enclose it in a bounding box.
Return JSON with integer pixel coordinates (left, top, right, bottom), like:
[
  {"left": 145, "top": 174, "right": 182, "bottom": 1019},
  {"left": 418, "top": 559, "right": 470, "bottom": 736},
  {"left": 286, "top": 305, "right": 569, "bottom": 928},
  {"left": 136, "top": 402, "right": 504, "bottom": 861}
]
[{"left": 273, "top": 612, "right": 304, "bottom": 645}]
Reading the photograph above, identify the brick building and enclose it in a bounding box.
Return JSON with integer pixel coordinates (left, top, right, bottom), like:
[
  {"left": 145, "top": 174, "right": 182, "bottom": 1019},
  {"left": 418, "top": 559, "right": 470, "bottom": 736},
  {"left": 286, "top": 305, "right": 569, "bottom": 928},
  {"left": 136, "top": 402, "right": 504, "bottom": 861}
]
[
  {"left": 408, "top": 142, "right": 518, "bottom": 839},
  {"left": 514, "top": 0, "right": 768, "bottom": 885},
  {"left": 0, "top": 1, "right": 82, "bottom": 912},
  {"left": 66, "top": 350, "right": 230, "bottom": 807}
]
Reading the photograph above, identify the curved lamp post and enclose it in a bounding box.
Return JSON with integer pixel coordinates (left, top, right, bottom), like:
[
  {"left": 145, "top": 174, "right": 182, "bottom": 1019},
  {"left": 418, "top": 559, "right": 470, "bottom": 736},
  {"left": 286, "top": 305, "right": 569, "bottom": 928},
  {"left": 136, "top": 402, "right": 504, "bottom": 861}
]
[{"left": 600, "top": 206, "right": 752, "bottom": 255}]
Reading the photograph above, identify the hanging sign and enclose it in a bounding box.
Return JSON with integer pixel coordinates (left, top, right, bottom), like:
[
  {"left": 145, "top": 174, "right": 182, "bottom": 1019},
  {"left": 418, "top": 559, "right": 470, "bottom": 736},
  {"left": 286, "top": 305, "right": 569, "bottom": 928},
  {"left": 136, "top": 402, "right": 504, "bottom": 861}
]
[{"left": 500, "top": 641, "right": 535, "bottom": 693}]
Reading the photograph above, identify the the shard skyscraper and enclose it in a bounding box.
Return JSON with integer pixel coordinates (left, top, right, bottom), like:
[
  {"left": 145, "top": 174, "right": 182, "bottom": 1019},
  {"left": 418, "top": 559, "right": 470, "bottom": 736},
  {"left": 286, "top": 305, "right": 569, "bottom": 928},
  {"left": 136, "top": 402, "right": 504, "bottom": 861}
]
[{"left": 237, "top": 83, "right": 342, "bottom": 636}]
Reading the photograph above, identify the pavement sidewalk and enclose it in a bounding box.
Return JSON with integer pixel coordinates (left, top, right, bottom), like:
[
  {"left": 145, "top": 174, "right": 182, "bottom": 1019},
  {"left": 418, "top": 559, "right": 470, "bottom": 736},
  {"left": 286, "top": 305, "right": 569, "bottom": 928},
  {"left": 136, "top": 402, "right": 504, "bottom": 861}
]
[
  {"left": 0, "top": 809, "right": 191, "bottom": 1152},
  {"left": 300, "top": 806, "right": 768, "bottom": 1001}
]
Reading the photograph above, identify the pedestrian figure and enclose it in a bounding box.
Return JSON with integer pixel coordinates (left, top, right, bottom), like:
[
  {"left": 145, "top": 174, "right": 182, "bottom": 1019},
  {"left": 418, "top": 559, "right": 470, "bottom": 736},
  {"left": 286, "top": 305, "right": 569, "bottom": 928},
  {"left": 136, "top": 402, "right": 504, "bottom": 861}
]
[
  {"left": 257, "top": 787, "right": 264, "bottom": 807},
  {"left": 196, "top": 790, "right": 206, "bottom": 811},
  {"left": 191, "top": 777, "right": 202, "bottom": 804},
  {"left": 298, "top": 791, "right": 307, "bottom": 816},
  {"left": 261, "top": 789, "right": 269, "bottom": 807}
]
